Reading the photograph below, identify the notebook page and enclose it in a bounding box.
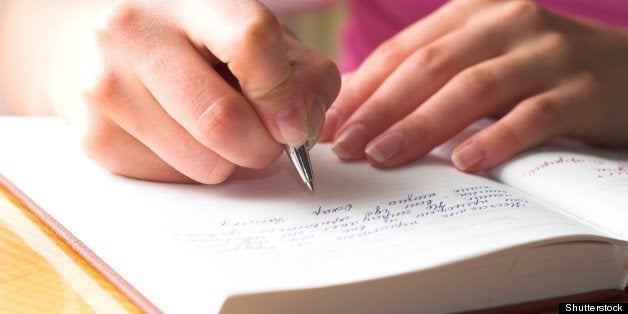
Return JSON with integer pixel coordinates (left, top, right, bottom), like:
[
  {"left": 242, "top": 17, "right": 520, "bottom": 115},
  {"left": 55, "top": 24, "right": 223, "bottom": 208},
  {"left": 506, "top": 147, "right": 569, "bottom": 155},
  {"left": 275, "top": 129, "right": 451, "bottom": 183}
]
[
  {"left": 489, "top": 140, "right": 628, "bottom": 239},
  {"left": 0, "top": 117, "right": 617, "bottom": 312}
]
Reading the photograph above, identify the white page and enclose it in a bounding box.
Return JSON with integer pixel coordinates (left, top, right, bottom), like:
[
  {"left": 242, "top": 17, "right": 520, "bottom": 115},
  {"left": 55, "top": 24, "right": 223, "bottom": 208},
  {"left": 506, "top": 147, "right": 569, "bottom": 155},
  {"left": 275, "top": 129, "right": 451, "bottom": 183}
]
[
  {"left": 0, "top": 117, "right": 618, "bottom": 313},
  {"left": 489, "top": 139, "right": 628, "bottom": 239}
]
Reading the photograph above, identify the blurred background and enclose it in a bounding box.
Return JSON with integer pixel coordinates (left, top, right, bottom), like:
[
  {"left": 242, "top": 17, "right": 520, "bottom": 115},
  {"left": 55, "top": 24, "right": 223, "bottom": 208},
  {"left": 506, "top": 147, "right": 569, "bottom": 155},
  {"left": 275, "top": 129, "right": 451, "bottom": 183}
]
[
  {"left": 282, "top": 3, "right": 345, "bottom": 62},
  {"left": 0, "top": 2, "right": 348, "bottom": 115}
]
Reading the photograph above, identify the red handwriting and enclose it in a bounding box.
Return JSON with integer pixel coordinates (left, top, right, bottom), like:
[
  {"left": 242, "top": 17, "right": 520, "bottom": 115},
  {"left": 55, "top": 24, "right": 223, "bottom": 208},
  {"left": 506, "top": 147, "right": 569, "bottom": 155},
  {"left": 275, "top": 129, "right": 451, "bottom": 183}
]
[
  {"left": 594, "top": 165, "right": 628, "bottom": 178},
  {"left": 523, "top": 156, "right": 605, "bottom": 177}
]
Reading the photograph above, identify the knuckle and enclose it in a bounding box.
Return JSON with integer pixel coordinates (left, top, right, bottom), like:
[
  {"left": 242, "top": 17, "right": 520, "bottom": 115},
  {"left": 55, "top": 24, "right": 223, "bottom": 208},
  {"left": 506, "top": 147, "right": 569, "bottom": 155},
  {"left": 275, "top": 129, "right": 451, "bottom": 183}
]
[
  {"left": 540, "top": 32, "right": 573, "bottom": 61},
  {"left": 403, "top": 112, "right": 436, "bottom": 141},
  {"left": 375, "top": 38, "right": 406, "bottom": 62},
  {"left": 490, "top": 122, "right": 522, "bottom": 151},
  {"left": 452, "top": 0, "right": 506, "bottom": 16},
  {"left": 575, "top": 71, "right": 599, "bottom": 91},
  {"left": 195, "top": 97, "right": 242, "bottom": 145},
  {"left": 395, "top": 113, "right": 436, "bottom": 157},
  {"left": 411, "top": 113, "right": 436, "bottom": 135},
  {"left": 83, "top": 70, "right": 121, "bottom": 110},
  {"left": 95, "top": 1, "right": 143, "bottom": 42},
  {"left": 542, "top": 32, "right": 570, "bottom": 49},
  {"left": 365, "top": 97, "right": 395, "bottom": 124},
  {"left": 452, "top": 67, "right": 498, "bottom": 101},
  {"left": 409, "top": 44, "right": 443, "bottom": 73},
  {"left": 526, "top": 97, "right": 562, "bottom": 128},
  {"left": 238, "top": 7, "right": 281, "bottom": 52},
  {"left": 449, "top": 0, "right": 479, "bottom": 14},
  {"left": 501, "top": 0, "right": 542, "bottom": 21}
]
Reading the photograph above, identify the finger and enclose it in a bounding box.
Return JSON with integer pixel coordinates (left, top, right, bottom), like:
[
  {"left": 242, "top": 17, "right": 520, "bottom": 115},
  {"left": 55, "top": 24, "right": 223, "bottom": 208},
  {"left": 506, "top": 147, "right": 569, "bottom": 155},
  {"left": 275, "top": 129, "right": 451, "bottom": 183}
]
[
  {"left": 323, "top": 0, "right": 478, "bottom": 138},
  {"left": 292, "top": 58, "right": 340, "bottom": 148},
  {"left": 364, "top": 35, "right": 568, "bottom": 167},
  {"left": 321, "top": 72, "right": 354, "bottom": 142},
  {"left": 176, "top": 1, "right": 308, "bottom": 146},
  {"left": 282, "top": 25, "right": 341, "bottom": 147},
  {"left": 84, "top": 71, "right": 236, "bottom": 185},
  {"left": 80, "top": 114, "right": 193, "bottom": 183},
  {"left": 451, "top": 86, "right": 577, "bottom": 172},
  {"left": 331, "top": 11, "right": 532, "bottom": 160},
  {"left": 134, "top": 33, "right": 283, "bottom": 169}
]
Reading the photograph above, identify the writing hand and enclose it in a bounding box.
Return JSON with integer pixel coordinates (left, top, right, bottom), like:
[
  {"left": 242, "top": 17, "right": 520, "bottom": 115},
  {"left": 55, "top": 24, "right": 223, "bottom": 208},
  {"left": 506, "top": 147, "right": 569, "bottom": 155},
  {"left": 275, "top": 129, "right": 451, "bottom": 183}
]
[
  {"left": 78, "top": 0, "right": 340, "bottom": 183},
  {"left": 322, "top": 0, "right": 628, "bottom": 171}
]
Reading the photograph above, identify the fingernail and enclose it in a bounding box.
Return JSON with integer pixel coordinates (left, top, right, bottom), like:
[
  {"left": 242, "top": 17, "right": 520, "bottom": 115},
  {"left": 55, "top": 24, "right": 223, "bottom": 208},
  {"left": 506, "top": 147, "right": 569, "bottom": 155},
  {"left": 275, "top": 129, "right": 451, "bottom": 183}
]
[
  {"left": 366, "top": 131, "right": 406, "bottom": 163},
  {"left": 276, "top": 105, "right": 307, "bottom": 146},
  {"left": 332, "top": 123, "right": 368, "bottom": 160},
  {"left": 452, "top": 142, "right": 486, "bottom": 171},
  {"left": 307, "top": 96, "right": 327, "bottom": 149}
]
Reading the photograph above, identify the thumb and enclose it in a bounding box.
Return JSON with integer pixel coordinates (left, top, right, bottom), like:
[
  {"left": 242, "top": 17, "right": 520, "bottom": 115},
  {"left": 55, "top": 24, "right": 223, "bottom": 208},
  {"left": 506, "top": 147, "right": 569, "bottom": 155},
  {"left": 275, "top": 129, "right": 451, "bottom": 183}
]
[{"left": 178, "top": 1, "right": 309, "bottom": 147}]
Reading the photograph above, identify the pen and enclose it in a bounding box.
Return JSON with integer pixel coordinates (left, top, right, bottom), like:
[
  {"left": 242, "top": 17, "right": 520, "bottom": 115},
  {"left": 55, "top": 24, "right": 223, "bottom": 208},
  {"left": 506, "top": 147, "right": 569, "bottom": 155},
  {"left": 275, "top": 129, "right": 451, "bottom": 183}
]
[{"left": 285, "top": 144, "right": 314, "bottom": 192}]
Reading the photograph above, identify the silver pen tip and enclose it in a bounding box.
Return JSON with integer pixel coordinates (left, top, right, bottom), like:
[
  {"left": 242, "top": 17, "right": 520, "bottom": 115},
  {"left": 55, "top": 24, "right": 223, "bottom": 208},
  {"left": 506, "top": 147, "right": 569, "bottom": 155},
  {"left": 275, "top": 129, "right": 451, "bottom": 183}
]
[{"left": 285, "top": 144, "right": 314, "bottom": 192}]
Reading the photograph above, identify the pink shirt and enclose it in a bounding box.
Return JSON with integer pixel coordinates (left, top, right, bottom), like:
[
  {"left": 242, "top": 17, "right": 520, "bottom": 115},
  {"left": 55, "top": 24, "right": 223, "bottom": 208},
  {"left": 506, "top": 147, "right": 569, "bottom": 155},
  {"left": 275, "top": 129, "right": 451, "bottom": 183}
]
[{"left": 339, "top": 0, "right": 628, "bottom": 72}]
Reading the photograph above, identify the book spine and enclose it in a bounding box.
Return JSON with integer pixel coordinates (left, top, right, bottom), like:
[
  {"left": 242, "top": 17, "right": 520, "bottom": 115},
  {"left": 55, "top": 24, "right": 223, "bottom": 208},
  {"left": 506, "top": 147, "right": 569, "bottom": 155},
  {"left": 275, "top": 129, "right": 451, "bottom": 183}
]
[
  {"left": 619, "top": 243, "right": 628, "bottom": 291},
  {"left": 0, "top": 174, "right": 160, "bottom": 313}
]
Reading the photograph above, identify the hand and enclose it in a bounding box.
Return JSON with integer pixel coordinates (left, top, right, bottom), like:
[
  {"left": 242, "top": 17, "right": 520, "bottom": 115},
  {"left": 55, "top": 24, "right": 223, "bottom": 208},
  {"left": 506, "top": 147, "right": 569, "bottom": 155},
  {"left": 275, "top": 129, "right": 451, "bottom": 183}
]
[
  {"left": 68, "top": 0, "right": 340, "bottom": 184},
  {"left": 321, "top": 0, "right": 628, "bottom": 172}
]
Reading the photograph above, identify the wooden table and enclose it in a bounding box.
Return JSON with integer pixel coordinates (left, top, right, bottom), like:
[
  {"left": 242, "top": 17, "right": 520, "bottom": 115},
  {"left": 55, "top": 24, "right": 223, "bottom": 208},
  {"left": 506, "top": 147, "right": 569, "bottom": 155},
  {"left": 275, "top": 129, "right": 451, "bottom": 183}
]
[{"left": 0, "top": 185, "right": 142, "bottom": 313}]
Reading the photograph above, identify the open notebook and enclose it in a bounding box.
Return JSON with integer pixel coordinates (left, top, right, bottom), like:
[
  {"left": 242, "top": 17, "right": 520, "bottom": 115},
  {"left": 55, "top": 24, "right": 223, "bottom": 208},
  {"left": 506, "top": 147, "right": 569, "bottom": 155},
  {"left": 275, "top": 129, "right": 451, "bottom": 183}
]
[{"left": 0, "top": 117, "right": 626, "bottom": 313}]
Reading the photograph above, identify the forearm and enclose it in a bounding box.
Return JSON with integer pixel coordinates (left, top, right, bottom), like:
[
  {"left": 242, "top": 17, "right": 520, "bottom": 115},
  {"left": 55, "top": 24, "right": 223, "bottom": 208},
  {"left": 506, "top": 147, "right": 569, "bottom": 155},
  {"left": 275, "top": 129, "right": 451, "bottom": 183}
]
[{"left": 0, "top": 0, "right": 108, "bottom": 116}]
